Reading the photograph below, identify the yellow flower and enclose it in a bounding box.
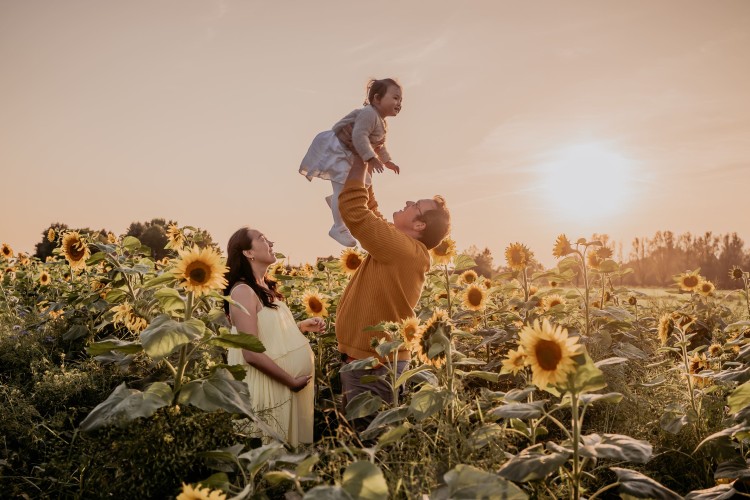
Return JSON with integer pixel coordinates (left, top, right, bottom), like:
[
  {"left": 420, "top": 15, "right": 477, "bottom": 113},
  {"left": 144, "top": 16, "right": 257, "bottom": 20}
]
[
  {"left": 505, "top": 242, "right": 531, "bottom": 271},
  {"left": 414, "top": 309, "right": 451, "bottom": 368},
  {"left": 1, "top": 243, "right": 13, "bottom": 259},
  {"left": 127, "top": 316, "right": 148, "bottom": 333},
  {"left": 167, "top": 224, "right": 184, "bottom": 250},
  {"left": 177, "top": 482, "right": 226, "bottom": 500},
  {"left": 48, "top": 309, "right": 64, "bottom": 320},
  {"left": 173, "top": 246, "right": 228, "bottom": 296},
  {"left": 501, "top": 346, "right": 527, "bottom": 375},
  {"left": 39, "top": 271, "right": 51, "bottom": 286},
  {"left": 698, "top": 279, "right": 715, "bottom": 296},
  {"left": 430, "top": 237, "right": 456, "bottom": 265},
  {"left": 400, "top": 317, "right": 421, "bottom": 346},
  {"left": 458, "top": 270, "right": 478, "bottom": 285},
  {"left": 462, "top": 284, "right": 487, "bottom": 311},
  {"left": 542, "top": 294, "right": 566, "bottom": 311},
  {"left": 111, "top": 303, "right": 135, "bottom": 325},
  {"left": 61, "top": 232, "right": 91, "bottom": 270},
  {"left": 47, "top": 228, "right": 56, "bottom": 242},
  {"left": 339, "top": 248, "right": 363, "bottom": 275},
  {"left": 708, "top": 343, "right": 722, "bottom": 358},
  {"left": 107, "top": 232, "right": 118, "bottom": 244},
  {"left": 483, "top": 278, "right": 493, "bottom": 288},
  {"left": 657, "top": 313, "right": 674, "bottom": 346},
  {"left": 519, "top": 319, "right": 581, "bottom": 389},
  {"left": 552, "top": 234, "right": 573, "bottom": 258},
  {"left": 676, "top": 270, "right": 701, "bottom": 292},
  {"left": 302, "top": 290, "right": 328, "bottom": 317},
  {"left": 730, "top": 266, "right": 745, "bottom": 280},
  {"left": 18, "top": 253, "right": 30, "bottom": 266}
]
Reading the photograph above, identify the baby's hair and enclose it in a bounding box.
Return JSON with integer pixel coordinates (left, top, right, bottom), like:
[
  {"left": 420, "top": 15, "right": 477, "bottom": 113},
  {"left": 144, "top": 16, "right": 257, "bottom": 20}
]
[{"left": 364, "top": 78, "right": 401, "bottom": 106}]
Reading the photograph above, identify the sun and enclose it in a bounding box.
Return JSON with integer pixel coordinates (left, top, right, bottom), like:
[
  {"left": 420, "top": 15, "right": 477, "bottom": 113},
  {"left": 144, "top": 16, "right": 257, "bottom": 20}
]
[{"left": 537, "top": 142, "right": 635, "bottom": 221}]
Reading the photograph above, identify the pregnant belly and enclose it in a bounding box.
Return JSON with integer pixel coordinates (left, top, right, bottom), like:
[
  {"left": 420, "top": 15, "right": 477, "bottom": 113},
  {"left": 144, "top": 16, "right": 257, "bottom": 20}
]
[{"left": 276, "top": 344, "right": 314, "bottom": 378}]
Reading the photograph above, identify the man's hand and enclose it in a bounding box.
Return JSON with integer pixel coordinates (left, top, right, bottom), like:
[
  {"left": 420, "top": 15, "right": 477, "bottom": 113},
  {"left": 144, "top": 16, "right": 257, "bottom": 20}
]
[
  {"left": 346, "top": 155, "right": 368, "bottom": 183},
  {"left": 368, "top": 158, "right": 384, "bottom": 174},
  {"left": 384, "top": 161, "right": 400, "bottom": 174}
]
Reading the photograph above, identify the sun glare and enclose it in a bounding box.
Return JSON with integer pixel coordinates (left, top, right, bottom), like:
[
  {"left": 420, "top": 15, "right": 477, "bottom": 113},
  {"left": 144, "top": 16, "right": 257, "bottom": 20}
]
[{"left": 537, "top": 142, "right": 635, "bottom": 222}]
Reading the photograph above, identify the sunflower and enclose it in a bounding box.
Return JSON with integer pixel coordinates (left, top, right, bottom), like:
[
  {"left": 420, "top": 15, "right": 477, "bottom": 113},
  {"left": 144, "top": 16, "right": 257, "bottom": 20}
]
[
  {"left": 730, "top": 266, "right": 745, "bottom": 280},
  {"left": 166, "top": 224, "right": 184, "bottom": 250},
  {"left": 47, "top": 228, "right": 56, "bottom": 242},
  {"left": 676, "top": 270, "right": 701, "bottom": 292},
  {"left": 483, "top": 278, "right": 493, "bottom": 288},
  {"left": 657, "top": 313, "right": 674, "bottom": 346},
  {"left": 552, "top": 234, "right": 573, "bottom": 259},
  {"left": 542, "top": 294, "right": 566, "bottom": 311},
  {"left": 339, "top": 248, "right": 363, "bottom": 275},
  {"left": 127, "top": 316, "right": 148, "bottom": 333},
  {"left": 39, "top": 271, "right": 51, "bottom": 286},
  {"left": 587, "top": 251, "right": 603, "bottom": 270},
  {"left": 111, "top": 303, "right": 135, "bottom": 326},
  {"left": 302, "top": 290, "right": 328, "bottom": 317},
  {"left": 549, "top": 280, "right": 558, "bottom": 288},
  {"left": 628, "top": 296, "right": 638, "bottom": 306},
  {"left": 61, "top": 232, "right": 90, "bottom": 270},
  {"left": 505, "top": 242, "right": 531, "bottom": 270},
  {"left": 458, "top": 269, "right": 478, "bottom": 285},
  {"left": 18, "top": 253, "right": 30, "bottom": 266},
  {"left": 177, "top": 482, "right": 226, "bottom": 500},
  {"left": 430, "top": 237, "right": 456, "bottom": 265},
  {"left": 501, "top": 346, "right": 527, "bottom": 375},
  {"left": 708, "top": 343, "right": 722, "bottom": 358},
  {"left": 1, "top": 243, "right": 13, "bottom": 259},
  {"left": 399, "top": 317, "right": 421, "bottom": 346},
  {"left": 414, "top": 309, "right": 451, "bottom": 368},
  {"left": 107, "top": 232, "right": 118, "bottom": 244},
  {"left": 173, "top": 246, "right": 228, "bottom": 296},
  {"left": 519, "top": 319, "right": 581, "bottom": 389},
  {"left": 698, "top": 280, "right": 715, "bottom": 296},
  {"left": 462, "top": 284, "right": 487, "bottom": 311}
]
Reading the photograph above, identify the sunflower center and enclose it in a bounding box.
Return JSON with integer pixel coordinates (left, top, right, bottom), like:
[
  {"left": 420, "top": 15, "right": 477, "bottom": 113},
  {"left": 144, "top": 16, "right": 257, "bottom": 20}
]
[
  {"left": 535, "top": 339, "right": 563, "bottom": 370},
  {"left": 309, "top": 297, "right": 322, "bottom": 313},
  {"left": 67, "top": 241, "right": 86, "bottom": 261},
  {"left": 683, "top": 276, "right": 699, "bottom": 287},
  {"left": 404, "top": 325, "right": 416, "bottom": 341},
  {"left": 549, "top": 299, "right": 561, "bottom": 308},
  {"left": 468, "top": 288, "right": 483, "bottom": 306},
  {"left": 346, "top": 255, "right": 361, "bottom": 269},
  {"left": 186, "top": 262, "right": 210, "bottom": 284},
  {"left": 434, "top": 242, "right": 448, "bottom": 255}
]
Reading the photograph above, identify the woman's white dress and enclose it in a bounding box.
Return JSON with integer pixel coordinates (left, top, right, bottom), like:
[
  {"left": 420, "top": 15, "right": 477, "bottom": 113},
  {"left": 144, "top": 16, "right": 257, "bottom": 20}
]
[{"left": 227, "top": 300, "right": 314, "bottom": 446}]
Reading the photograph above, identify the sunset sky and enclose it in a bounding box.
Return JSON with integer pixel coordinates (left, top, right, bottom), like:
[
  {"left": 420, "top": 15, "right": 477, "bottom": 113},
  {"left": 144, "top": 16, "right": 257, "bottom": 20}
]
[{"left": 1, "top": 1, "right": 748, "bottom": 268}]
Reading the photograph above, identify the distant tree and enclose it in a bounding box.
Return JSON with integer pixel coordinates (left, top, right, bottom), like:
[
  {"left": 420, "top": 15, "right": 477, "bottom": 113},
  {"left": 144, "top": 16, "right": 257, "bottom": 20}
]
[
  {"left": 464, "top": 245, "right": 495, "bottom": 278},
  {"left": 125, "top": 218, "right": 174, "bottom": 260},
  {"left": 718, "top": 233, "right": 745, "bottom": 288}
]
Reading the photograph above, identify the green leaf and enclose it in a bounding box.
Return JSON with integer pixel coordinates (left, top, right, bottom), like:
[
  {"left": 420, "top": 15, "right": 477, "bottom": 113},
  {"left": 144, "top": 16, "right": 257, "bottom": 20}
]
[
  {"left": 345, "top": 392, "right": 383, "bottom": 421},
  {"left": 208, "top": 332, "right": 266, "bottom": 352},
  {"left": 376, "top": 422, "right": 412, "bottom": 447},
  {"left": 594, "top": 357, "right": 629, "bottom": 368},
  {"left": 489, "top": 401, "right": 546, "bottom": 420},
  {"left": 139, "top": 314, "right": 202, "bottom": 360},
  {"left": 361, "top": 407, "right": 410, "bottom": 440},
  {"left": 580, "top": 392, "right": 623, "bottom": 405},
  {"left": 467, "top": 423, "right": 504, "bottom": 450},
  {"left": 238, "top": 442, "right": 285, "bottom": 480},
  {"left": 432, "top": 464, "right": 528, "bottom": 500},
  {"left": 154, "top": 287, "right": 185, "bottom": 312},
  {"left": 497, "top": 443, "right": 570, "bottom": 482},
  {"left": 87, "top": 338, "right": 143, "bottom": 356},
  {"left": 565, "top": 352, "right": 606, "bottom": 394},
  {"left": 80, "top": 382, "right": 172, "bottom": 432},
  {"left": 143, "top": 272, "right": 177, "bottom": 289},
  {"left": 579, "top": 433, "right": 652, "bottom": 463},
  {"left": 455, "top": 370, "right": 500, "bottom": 383},
  {"left": 395, "top": 365, "right": 432, "bottom": 389},
  {"left": 408, "top": 386, "right": 449, "bottom": 421},
  {"left": 453, "top": 254, "right": 477, "bottom": 271},
  {"left": 660, "top": 405, "right": 691, "bottom": 434},
  {"left": 122, "top": 236, "right": 142, "bottom": 252},
  {"left": 374, "top": 340, "right": 403, "bottom": 358},
  {"left": 303, "top": 485, "right": 354, "bottom": 500},
  {"left": 63, "top": 324, "right": 90, "bottom": 341},
  {"left": 728, "top": 381, "right": 750, "bottom": 414},
  {"left": 339, "top": 357, "right": 379, "bottom": 372},
  {"left": 105, "top": 288, "right": 128, "bottom": 303},
  {"left": 611, "top": 467, "right": 682, "bottom": 500},
  {"left": 684, "top": 484, "right": 736, "bottom": 500},
  {"left": 341, "top": 461, "right": 389, "bottom": 500},
  {"left": 597, "top": 259, "right": 619, "bottom": 273}
]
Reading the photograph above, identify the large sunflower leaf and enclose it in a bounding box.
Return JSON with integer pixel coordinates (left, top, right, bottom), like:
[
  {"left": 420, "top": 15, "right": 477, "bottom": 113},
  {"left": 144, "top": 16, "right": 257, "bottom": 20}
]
[
  {"left": 303, "top": 486, "right": 354, "bottom": 500},
  {"left": 341, "top": 461, "right": 389, "bottom": 500},
  {"left": 79, "top": 382, "right": 172, "bottom": 432},
  {"left": 685, "top": 484, "right": 736, "bottom": 500},
  {"left": 408, "top": 386, "right": 449, "bottom": 421},
  {"left": 139, "top": 314, "right": 202, "bottom": 360},
  {"left": 179, "top": 368, "right": 285, "bottom": 443},
  {"left": 154, "top": 287, "right": 185, "bottom": 313},
  {"left": 566, "top": 352, "right": 606, "bottom": 394},
  {"left": 87, "top": 338, "right": 143, "bottom": 356},
  {"left": 345, "top": 392, "right": 383, "bottom": 421},
  {"left": 579, "top": 433, "right": 652, "bottom": 463},
  {"left": 361, "top": 407, "right": 410, "bottom": 440},
  {"left": 208, "top": 332, "right": 266, "bottom": 352},
  {"left": 497, "top": 443, "right": 570, "bottom": 482},
  {"left": 611, "top": 467, "right": 683, "bottom": 499},
  {"left": 488, "top": 400, "right": 547, "bottom": 420},
  {"left": 728, "top": 381, "right": 750, "bottom": 414},
  {"left": 143, "top": 272, "right": 178, "bottom": 289},
  {"left": 432, "top": 464, "right": 528, "bottom": 500}
]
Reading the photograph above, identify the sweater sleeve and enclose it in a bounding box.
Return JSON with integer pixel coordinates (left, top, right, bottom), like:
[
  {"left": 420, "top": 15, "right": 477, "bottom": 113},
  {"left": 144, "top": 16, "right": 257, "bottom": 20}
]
[
  {"left": 351, "top": 107, "right": 380, "bottom": 162},
  {"left": 339, "top": 180, "right": 413, "bottom": 263}
]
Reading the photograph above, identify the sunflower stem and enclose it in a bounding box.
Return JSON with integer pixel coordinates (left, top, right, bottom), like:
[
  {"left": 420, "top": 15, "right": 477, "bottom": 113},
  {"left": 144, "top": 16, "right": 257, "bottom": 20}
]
[
  {"left": 173, "top": 292, "right": 194, "bottom": 402},
  {"left": 443, "top": 264, "right": 452, "bottom": 317},
  {"left": 579, "top": 248, "right": 591, "bottom": 336},
  {"left": 570, "top": 388, "right": 581, "bottom": 500}
]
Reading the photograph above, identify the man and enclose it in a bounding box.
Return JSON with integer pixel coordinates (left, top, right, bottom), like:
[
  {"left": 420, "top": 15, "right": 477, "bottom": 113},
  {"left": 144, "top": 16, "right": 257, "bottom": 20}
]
[{"left": 335, "top": 156, "right": 451, "bottom": 428}]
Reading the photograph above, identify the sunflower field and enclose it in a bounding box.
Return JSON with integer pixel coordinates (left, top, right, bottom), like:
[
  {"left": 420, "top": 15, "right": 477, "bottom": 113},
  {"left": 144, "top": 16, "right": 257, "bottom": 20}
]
[{"left": 1, "top": 227, "right": 750, "bottom": 499}]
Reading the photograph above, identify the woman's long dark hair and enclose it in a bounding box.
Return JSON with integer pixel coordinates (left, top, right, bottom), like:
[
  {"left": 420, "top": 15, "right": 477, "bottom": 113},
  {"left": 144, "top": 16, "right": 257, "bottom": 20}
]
[{"left": 223, "top": 226, "right": 283, "bottom": 315}]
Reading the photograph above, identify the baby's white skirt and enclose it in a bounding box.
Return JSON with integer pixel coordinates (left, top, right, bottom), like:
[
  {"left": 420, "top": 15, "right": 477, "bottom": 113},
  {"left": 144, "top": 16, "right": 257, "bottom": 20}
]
[{"left": 299, "top": 130, "right": 355, "bottom": 185}]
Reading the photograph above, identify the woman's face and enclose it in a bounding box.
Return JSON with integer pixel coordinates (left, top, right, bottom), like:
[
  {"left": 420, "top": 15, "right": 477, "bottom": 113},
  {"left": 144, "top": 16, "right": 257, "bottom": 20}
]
[{"left": 247, "top": 230, "right": 276, "bottom": 265}]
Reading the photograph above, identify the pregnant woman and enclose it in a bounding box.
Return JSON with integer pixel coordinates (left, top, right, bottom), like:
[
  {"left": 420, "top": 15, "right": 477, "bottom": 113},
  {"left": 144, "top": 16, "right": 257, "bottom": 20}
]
[{"left": 224, "top": 227, "right": 324, "bottom": 446}]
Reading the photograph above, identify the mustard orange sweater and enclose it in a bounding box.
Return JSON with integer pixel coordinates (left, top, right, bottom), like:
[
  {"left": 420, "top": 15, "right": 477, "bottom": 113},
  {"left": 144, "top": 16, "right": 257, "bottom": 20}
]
[{"left": 335, "top": 180, "right": 430, "bottom": 361}]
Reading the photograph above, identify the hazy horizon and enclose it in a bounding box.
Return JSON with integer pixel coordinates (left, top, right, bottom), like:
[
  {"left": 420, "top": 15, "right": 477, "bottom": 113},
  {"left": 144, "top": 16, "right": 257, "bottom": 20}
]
[{"left": 2, "top": 1, "right": 748, "bottom": 269}]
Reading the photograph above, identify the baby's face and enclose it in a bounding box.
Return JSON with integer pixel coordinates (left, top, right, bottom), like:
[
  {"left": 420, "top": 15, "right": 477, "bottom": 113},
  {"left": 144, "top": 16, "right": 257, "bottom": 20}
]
[{"left": 374, "top": 85, "right": 402, "bottom": 117}]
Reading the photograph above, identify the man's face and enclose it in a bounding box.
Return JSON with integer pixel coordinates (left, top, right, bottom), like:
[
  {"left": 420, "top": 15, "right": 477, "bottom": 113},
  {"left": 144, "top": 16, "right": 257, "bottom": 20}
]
[{"left": 393, "top": 199, "right": 438, "bottom": 234}]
